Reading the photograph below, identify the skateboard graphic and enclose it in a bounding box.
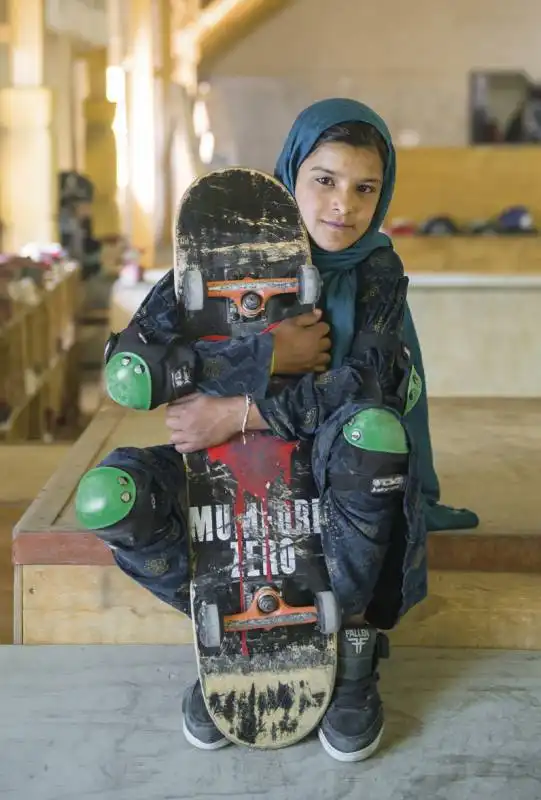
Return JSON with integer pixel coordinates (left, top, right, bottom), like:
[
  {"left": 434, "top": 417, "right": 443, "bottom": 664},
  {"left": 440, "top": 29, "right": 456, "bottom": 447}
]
[{"left": 174, "top": 168, "right": 340, "bottom": 749}]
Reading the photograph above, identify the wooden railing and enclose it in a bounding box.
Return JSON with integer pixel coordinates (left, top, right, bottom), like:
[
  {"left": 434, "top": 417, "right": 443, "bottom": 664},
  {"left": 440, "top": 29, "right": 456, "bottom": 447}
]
[{"left": 0, "top": 262, "right": 82, "bottom": 442}]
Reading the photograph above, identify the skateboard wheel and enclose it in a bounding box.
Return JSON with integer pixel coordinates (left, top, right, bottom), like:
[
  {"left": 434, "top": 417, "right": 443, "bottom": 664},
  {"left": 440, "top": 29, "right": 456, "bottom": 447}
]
[
  {"left": 315, "top": 591, "right": 341, "bottom": 635},
  {"left": 198, "top": 601, "right": 223, "bottom": 649},
  {"left": 297, "top": 264, "right": 321, "bottom": 306},
  {"left": 182, "top": 269, "right": 205, "bottom": 312}
]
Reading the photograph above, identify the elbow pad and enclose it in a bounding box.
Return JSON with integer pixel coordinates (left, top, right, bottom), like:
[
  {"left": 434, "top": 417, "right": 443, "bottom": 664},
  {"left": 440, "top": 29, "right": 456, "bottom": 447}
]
[{"left": 103, "top": 324, "right": 196, "bottom": 410}]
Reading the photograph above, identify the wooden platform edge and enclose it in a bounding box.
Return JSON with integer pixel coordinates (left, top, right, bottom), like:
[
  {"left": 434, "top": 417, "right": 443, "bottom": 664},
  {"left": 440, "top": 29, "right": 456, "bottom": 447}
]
[
  {"left": 427, "top": 532, "right": 541, "bottom": 573},
  {"left": 12, "top": 400, "right": 125, "bottom": 538},
  {"left": 12, "top": 528, "right": 541, "bottom": 573},
  {"left": 10, "top": 397, "right": 541, "bottom": 575}
]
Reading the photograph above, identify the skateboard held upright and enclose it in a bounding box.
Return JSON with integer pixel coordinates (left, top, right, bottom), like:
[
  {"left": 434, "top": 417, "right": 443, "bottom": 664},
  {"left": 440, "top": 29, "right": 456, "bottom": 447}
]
[{"left": 174, "top": 168, "right": 340, "bottom": 750}]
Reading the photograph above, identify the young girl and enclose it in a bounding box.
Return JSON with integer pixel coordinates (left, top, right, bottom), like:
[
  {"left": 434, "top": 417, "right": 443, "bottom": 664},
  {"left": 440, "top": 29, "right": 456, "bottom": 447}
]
[{"left": 76, "top": 98, "right": 478, "bottom": 763}]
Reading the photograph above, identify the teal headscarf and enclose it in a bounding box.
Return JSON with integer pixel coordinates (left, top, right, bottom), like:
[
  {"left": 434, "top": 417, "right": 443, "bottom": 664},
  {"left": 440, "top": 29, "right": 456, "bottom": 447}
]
[{"left": 274, "top": 98, "right": 396, "bottom": 367}]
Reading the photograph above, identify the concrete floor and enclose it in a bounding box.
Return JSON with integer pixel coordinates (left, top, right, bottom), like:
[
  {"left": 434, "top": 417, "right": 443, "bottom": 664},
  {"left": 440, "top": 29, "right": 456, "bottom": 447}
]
[{"left": 2, "top": 645, "right": 541, "bottom": 800}]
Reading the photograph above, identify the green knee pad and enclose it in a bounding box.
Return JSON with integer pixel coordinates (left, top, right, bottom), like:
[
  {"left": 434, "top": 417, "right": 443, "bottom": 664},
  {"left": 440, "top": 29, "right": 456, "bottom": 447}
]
[
  {"left": 105, "top": 352, "right": 153, "bottom": 410},
  {"left": 343, "top": 407, "right": 409, "bottom": 454},
  {"left": 75, "top": 466, "right": 137, "bottom": 530}
]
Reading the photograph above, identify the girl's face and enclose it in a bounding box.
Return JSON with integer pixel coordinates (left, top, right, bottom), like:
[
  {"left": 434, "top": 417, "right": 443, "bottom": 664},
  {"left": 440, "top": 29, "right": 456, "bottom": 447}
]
[{"left": 294, "top": 141, "right": 384, "bottom": 252}]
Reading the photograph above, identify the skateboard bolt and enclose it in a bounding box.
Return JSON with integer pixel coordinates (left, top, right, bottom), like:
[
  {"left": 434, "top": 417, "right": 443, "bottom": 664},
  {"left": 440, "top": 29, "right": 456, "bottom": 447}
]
[
  {"left": 241, "top": 292, "right": 262, "bottom": 312},
  {"left": 257, "top": 591, "right": 279, "bottom": 614},
  {"left": 121, "top": 356, "right": 131, "bottom": 366},
  {"left": 350, "top": 430, "right": 361, "bottom": 441}
]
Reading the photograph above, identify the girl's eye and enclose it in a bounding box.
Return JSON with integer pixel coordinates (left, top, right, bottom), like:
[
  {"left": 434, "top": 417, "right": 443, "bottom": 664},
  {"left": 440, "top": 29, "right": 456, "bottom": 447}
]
[
  {"left": 316, "top": 176, "right": 334, "bottom": 187},
  {"left": 358, "top": 184, "right": 376, "bottom": 194}
]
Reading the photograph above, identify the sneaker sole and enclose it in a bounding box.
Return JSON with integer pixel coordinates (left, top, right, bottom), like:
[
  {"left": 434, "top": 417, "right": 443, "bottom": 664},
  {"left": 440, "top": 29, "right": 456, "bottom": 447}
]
[
  {"left": 182, "top": 718, "right": 232, "bottom": 751},
  {"left": 317, "top": 724, "right": 384, "bottom": 763}
]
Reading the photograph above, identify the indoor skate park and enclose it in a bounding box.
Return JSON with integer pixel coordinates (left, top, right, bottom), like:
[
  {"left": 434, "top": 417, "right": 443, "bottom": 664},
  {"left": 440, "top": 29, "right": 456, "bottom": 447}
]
[{"left": 2, "top": 0, "right": 541, "bottom": 798}]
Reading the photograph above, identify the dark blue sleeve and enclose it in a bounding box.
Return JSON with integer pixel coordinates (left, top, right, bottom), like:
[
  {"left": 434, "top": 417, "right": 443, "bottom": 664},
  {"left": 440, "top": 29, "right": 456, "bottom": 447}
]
[
  {"left": 256, "top": 365, "right": 368, "bottom": 440},
  {"left": 194, "top": 333, "right": 274, "bottom": 399},
  {"left": 128, "top": 269, "right": 273, "bottom": 400},
  {"left": 256, "top": 248, "right": 408, "bottom": 438}
]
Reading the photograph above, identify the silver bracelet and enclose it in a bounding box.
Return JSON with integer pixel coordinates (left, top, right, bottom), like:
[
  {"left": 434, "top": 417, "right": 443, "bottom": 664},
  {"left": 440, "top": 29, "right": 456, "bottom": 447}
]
[{"left": 241, "top": 394, "right": 253, "bottom": 439}]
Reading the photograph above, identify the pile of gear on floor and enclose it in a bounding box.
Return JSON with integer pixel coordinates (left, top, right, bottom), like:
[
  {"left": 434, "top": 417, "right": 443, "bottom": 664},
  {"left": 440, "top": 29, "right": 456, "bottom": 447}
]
[{"left": 384, "top": 205, "right": 538, "bottom": 236}]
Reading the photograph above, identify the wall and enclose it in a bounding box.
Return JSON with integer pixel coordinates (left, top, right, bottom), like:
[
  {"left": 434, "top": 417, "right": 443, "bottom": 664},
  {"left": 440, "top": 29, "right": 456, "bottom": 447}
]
[
  {"left": 44, "top": 32, "right": 75, "bottom": 173},
  {"left": 202, "top": 0, "right": 541, "bottom": 170}
]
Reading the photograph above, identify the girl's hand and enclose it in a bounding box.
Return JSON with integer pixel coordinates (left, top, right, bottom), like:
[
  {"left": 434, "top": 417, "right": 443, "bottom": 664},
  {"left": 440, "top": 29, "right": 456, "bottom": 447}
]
[{"left": 165, "top": 394, "right": 245, "bottom": 452}]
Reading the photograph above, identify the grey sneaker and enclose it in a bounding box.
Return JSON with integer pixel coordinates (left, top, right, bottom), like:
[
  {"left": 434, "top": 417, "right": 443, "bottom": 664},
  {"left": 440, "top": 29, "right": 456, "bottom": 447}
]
[
  {"left": 182, "top": 680, "right": 231, "bottom": 751},
  {"left": 318, "top": 626, "right": 389, "bottom": 762}
]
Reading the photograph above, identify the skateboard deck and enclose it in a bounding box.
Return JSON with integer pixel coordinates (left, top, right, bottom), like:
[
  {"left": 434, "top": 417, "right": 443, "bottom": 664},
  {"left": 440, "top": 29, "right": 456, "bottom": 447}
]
[{"left": 174, "top": 168, "right": 339, "bottom": 749}]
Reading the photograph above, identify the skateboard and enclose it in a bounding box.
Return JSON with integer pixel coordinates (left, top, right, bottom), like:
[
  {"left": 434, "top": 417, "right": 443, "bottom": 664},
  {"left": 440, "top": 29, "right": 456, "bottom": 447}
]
[{"left": 174, "top": 167, "right": 340, "bottom": 749}]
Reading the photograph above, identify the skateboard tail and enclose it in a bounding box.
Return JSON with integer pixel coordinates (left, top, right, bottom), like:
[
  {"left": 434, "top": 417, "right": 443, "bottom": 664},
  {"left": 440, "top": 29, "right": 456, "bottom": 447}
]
[{"left": 194, "top": 632, "right": 337, "bottom": 749}]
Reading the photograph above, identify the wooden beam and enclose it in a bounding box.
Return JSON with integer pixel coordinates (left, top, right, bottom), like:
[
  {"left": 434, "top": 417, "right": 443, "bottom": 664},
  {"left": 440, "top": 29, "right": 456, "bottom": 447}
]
[
  {"left": 171, "top": 0, "right": 291, "bottom": 75},
  {"left": 0, "top": 0, "right": 56, "bottom": 249}
]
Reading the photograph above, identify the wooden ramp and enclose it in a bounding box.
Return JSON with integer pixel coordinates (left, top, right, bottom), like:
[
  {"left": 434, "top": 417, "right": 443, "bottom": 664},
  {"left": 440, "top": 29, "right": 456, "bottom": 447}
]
[{"left": 10, "top": 398, "right": 541, "bottom": 649}]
